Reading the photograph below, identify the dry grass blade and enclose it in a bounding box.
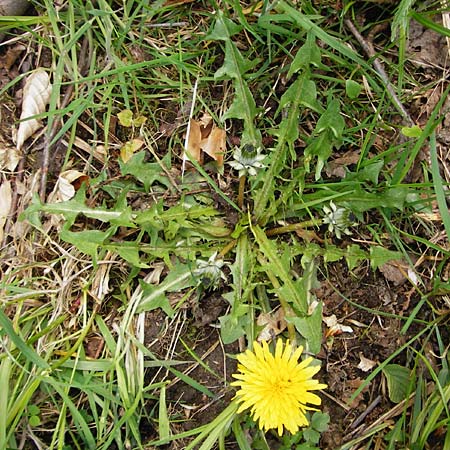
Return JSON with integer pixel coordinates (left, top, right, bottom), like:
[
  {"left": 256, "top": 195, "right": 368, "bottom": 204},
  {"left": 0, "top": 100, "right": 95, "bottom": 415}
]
[{"left": 0, "top": 179, "right": 12, "bottom": 243}]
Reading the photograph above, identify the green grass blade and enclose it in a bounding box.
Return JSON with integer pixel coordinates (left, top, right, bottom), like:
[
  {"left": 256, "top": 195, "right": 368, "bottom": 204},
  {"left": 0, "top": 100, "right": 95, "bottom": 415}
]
[{"left": 429, "top": 132, "right": 450, "bottom": 240}]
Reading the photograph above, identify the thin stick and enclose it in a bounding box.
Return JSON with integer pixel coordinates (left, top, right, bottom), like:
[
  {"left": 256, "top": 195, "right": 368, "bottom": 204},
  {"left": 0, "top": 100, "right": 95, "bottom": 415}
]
[
  {"left": 181, "top": 77, "right": 199, "bottom": 179},
  {"left": 344, "top": 18, "right": 414, "bottom": 126}
]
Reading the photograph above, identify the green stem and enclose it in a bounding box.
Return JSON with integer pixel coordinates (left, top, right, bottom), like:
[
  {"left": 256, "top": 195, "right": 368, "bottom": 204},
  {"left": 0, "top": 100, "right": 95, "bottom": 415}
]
[
  {"left": 238, "top": 175, "right": 246, "bottom": 209},
  {"left": 266, "top": 219, "right": 322, "bottom": 237}
]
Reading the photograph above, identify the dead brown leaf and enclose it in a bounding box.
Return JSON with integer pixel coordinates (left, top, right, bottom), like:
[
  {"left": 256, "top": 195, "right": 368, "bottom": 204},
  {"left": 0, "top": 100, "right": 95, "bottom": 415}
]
[
  {"left": 256, "top": 308, "right": 287, "bottom": 341},
  {"left": 200, "top": 126, "right": 226, "bottom": 167},
  {"left": 16, "top": 69, "right": 52, "bottom": 151},
  {"left": 185, "top": 115, "right": 226, "bottom": 167},
  {"left": 379, "top": 258, "right": 418, "bottom": 286},
  {"left": 357, "top": 353, "right": 377, "bottom": 372},
  {"left": 323, "top": 314, "right": 354, "bottom": 337},
  {"left": 325, "top": 150, "right": 360, "bottom": 178}
]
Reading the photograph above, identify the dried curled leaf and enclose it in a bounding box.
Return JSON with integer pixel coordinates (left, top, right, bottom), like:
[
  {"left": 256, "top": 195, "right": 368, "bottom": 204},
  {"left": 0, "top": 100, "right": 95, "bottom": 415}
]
[
  {"left": 16, "top": 69, "right": 52, "bottom": 150},
  {"left": 184, "top": 115, "right": 226, "bottom": 167},
  {"left": 48, "top": 170, "right": 89, "bottom": 202}
]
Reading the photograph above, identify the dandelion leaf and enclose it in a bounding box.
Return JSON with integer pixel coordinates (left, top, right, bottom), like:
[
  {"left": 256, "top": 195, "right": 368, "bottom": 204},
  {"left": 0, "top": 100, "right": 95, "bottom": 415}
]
[
  {"left": 287, "top": 301, "right": 323, "bottom": 354},
  {"left": 315, "top": 98, "right": 345, "bottom": 138},
  {"left": 119, "top": 151, "right": 172, "bottom": 192},
  {"left": 59, "top": 229, "right": 106, "bottom": 258},
  {"left": 369, "top": 246, "right": 403, "bottom": 271},
  {"left": 207, "top": 12, "right": 260, "bottom": 147},
  {"left": 305, "top": 99, "right": 344, "bottom": 180},
  {"left": 206, "top": 11, "right": 242, "bottom": 41},
  {"left": 287, "top": 31, "right": 322, "bottom": 79}
]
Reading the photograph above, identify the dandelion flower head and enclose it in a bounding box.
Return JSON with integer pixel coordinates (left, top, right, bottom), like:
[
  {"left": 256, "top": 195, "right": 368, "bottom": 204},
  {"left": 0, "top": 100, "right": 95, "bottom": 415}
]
[{"left": 231, "top": 339, "right": 327, "bottom": 436}]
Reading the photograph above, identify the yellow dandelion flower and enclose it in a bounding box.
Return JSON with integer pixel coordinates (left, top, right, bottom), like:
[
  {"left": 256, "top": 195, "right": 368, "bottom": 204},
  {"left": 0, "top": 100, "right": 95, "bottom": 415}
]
[{"left": 231, "top": 339, "right": 327, "bottom": 436}]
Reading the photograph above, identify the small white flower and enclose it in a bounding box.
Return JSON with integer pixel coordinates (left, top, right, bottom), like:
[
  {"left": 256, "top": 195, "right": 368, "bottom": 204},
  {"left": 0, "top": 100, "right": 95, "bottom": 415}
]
[
  {"left": 193, "top": 252, "right": 226, "bottom": 288},
  {"left": 229, "top": 144, "right": 266, "bottom": 177},
  {"left": 322, "top": 201, "right": 356, "bottom": 239}
]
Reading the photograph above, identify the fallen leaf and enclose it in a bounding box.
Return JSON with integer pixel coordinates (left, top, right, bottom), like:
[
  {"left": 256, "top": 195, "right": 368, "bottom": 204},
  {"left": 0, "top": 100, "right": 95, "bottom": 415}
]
[
  {"left": 199, "top": 112, "right": 213, "bottom": 136},
  {"left": 379, "top": 259, "right": 417, "bottom": 286},
  {"left": 16, "top": 69, "right": 52, "bottom": 150},
  {"left": 323, "top": 314, "right": 354, "bottom": 337},
  {"left": 256, "top": 308, "right": 287, "bottom": 342},
  {"left": 325, "top": 150, "right": 360, "bottom": 178},
  {"left": 49, "top": 170, "right": 89, "bottom": 202},
  {"left": 357, "top": 353, "right": 377, "bottom": 372},
  {"left": 184, "top": 113, "right": 226, "bottom": 168},
  {"left": 200, "top": 126, "right": 226, "bottom": 166},
  {"left": 185, "top": 118, "right": 202, "bottom": 163},
  {"left": 0, "top": 179, "right": 12, "bottom": 242},
  {"left": 0, "top": 146, "right": 21, "bottom": 171}
]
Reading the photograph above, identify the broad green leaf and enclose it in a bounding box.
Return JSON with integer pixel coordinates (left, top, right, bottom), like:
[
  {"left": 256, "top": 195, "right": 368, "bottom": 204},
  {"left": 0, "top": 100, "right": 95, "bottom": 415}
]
[
  {"left": 287, "top": 301, "right": 323, "bottom": 354},
  {"left": 205, "top": 11, "right": 242, "bottom": 41},
  {"left": 26, "top": 187, "right": 133, "bottom": 227},
  {"left": 369, "top": 247, "right": 402, "bottom": 270},
  {"left": 382, "top": 364, "right": 412, "bottom": 403},
  {"left": 137, "top": 263, "right": 196, "bottom": 315},
  {"left": 138, "top": 282, "right": 174, "bottom": 317},
  {"left": 222, "top": 79, "right": 259, "bottom": 145},
  {"left": 345, "top": 79, "right": 362, "bottom": 99},
  {"left": 340, "top": 185, "right": 411, "bottom": 212},
  {"left": 27, "top": 405, "right": 40, "bottom": 416},
  {"left": 253, "top": 73, "right": 313, "bottom": 223},
  {"left": 119, "top": 151, "right": 172, "bottom": 192},
  {"left": 344, "top": 160, "right": 384, "bottom": 185},
  {"left": 275, "top": 1, "right": 370, "bottom": 70},
  {"left": 401, "top": 125, "right": 422, "bottom": 138},
  {"left": 115, "top": 246, "right": 149, "bottom": 268},
  {"left": 304, "top": 130, "right": 334, "bottom": 181},
  {"left": 315, "top": 98, "right": 344, "bottom": 138},
  {"left": 311, "top": 411, "right": 330, "bottom": 432},
  {"left": 60, "top": 229, "right": 110, "bottom": 259},
  {"left": 231, "top": 233, "right": 251, "bottom": 298},
  {"left": 287, "top": 31, "right": 322, "bottom": 79},
  {"left": 323, "top": 243, "right": 345, "bottom": 263},
  {"left": 252, "top": 225, "right": 307, "bottom": 313},
  {"left": 219, "top": 313, "right": 248, "bottom": 344},
  {"left": 29, "top": 415, "right": 41, "bottom": 427},
  {"left": 120, "top": 138, "right": 144, "bottom": 163},
  {"left": 345, "top": 244, "right": 367, "bottom": 270},
  {"left": 214, "top": 41, "right": 258, "bottom": 80},
  {"left": 207, "top": 12, "right": 260, "bottom": 147},
  {"left": 303, "top": 428, "right": 320, "bottom": 444}
]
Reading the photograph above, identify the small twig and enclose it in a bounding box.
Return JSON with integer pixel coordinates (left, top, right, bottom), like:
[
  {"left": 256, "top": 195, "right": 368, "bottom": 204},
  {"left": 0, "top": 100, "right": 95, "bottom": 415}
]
[
  {"left": 349, "top": 394, "right": 381, "bottom": 430},
  {"left": 321, "top": 389, "right": 352, "bottom": 412},
  {"left": 182, "top": 77, "right": 199, "bottom": 179},
  {"left": 344, "top": 18, "right": 414, "bottom": 127}
]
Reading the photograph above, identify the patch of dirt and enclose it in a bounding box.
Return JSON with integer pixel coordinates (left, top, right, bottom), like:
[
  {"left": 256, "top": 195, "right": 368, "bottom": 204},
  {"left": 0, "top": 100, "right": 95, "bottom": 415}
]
[{"left": 141, "top": 304, "right": 239, "bottom": 448}]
